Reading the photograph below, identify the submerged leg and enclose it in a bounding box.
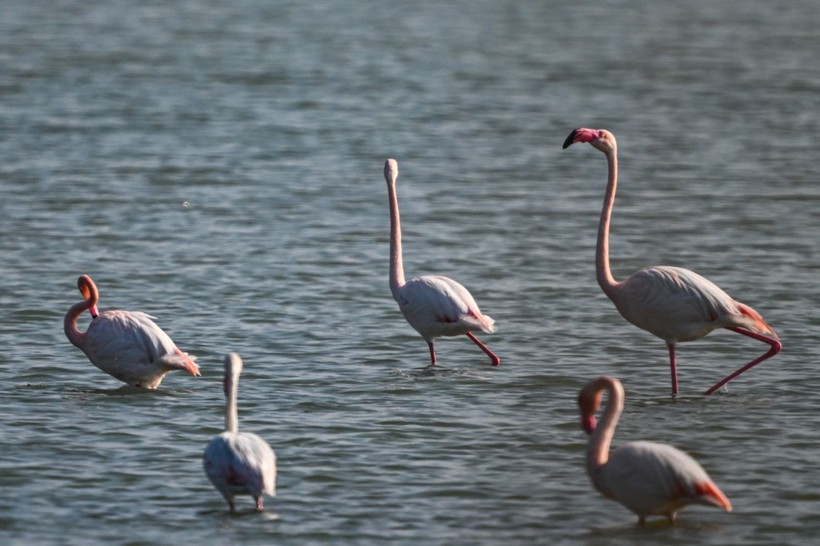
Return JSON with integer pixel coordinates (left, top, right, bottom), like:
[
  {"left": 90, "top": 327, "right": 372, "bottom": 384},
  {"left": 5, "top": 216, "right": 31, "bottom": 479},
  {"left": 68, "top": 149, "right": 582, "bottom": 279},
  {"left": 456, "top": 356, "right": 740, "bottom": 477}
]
[
  {"left": 668, "top": 343, "right": 679, "bottom": 396},
  {"left": 704, "top": 327, "right": 782, "bottom": 395},
  {"left": 466, "top": 332, "right": 500, "bottom": 366}
]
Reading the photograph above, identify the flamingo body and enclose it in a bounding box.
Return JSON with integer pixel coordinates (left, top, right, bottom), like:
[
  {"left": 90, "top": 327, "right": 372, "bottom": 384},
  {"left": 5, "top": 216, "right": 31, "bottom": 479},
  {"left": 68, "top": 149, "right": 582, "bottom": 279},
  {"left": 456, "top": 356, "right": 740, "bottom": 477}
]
[
  {"left": 395, "top": 275, "right": 497, "bottom": 341},
  {"left": 203, "top": 432, "right": 277, "bottom": 511},
  {"left": 613, "top": 265, "right": 776, "bottom": 344},
  {"left": 203, "top": 353, "right": 276, "bottom": 511},
  {"left": 384, "top": 159, "right": 499, "bottom": 366},
  {"left": 578, "top": 376, "right": 732, "bottom": 524},
  {"left": 64, "top": 275, "right": 199, "bottom": 389},
  {"left": 563, "top": 128, "right": 780, "bottom": 394}
]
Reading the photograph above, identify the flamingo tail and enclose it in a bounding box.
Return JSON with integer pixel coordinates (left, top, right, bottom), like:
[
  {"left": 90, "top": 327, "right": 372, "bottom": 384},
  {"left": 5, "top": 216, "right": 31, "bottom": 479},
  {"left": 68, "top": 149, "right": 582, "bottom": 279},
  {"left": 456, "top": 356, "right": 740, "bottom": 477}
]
[
  {"left": 735, "top": 303, "right": 778, "bottom": 340},
  {"left": 695, "top": 481, "right": 732, "bottom": 511},
  {"left": 161, "top": 353, "right": 200, "bottom": 376}
]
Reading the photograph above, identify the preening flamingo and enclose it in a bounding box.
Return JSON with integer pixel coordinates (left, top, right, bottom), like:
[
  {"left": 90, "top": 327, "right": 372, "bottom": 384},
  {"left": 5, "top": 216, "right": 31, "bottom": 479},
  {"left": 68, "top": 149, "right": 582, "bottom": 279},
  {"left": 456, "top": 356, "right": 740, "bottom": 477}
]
[
  {"left": 563, "top": 128, "right": 781, "bottom": 395},
  {"left": 203, "top": 353, "right": 277, "bottom": 512},
  {"left": 578, "top": 375, "right": 732, "bottom": 524},
  {"left": 64, "top": 275, "right": 199, "bottom": 388},
  {"left": 383, "top": 158, "right": 500, "bottom": 367}
]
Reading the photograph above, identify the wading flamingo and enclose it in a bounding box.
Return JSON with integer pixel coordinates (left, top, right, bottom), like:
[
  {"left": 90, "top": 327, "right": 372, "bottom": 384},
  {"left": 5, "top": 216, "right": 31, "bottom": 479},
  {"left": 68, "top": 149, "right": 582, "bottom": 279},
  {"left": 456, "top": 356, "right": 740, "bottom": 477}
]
[
  {"left": 203, "top": 353, "right": 277, "bottom": 512},
  {"left": 578, "top": 375, "right": 732, "bottom": 524},
  {"left": 383, "top": 158, "right": 500, "bottom": 367},
  {"left": 64, "top": 275, "right": 199, "bottom": 388},
  {"left": 563, "top": 128, "right": 780, "bottom": 395}
]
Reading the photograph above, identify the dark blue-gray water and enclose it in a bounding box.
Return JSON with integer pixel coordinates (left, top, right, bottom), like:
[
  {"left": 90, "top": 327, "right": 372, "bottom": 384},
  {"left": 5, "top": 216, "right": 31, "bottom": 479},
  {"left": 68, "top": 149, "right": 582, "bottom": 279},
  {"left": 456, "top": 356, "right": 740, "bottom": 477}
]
[{"left": 1, "top": 1, "right": 819, "bottom": 544}]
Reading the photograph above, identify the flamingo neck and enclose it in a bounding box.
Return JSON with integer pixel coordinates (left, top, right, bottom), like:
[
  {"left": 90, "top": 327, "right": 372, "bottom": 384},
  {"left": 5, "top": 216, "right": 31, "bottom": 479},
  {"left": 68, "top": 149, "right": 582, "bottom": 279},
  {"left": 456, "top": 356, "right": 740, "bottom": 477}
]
[
  {"left": 63, "top": 291, "right": 97, "bottom": 347},
  {"left": 225, "top": 374, "right": 239, "bottom": 434},
  {"left": 596, "top": 150, "right": 620, "bottom": 298},
  {"left": 387, "top": 180, "right": 406, "bottom": 296},
  {"left": 587, "top": 377, "right": 624, "bottom": 474}
]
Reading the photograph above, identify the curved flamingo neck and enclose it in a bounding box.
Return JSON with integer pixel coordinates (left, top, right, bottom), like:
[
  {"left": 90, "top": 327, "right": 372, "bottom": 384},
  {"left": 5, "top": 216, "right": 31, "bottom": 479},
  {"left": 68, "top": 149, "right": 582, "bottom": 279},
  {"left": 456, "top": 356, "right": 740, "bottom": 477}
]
[
  {"left": 587, "top": 377, "right": 624, "bottom": 474},
  {"left": 596, "top": 150, "right": 620, "bottom": 298},
  {"left": 224, "top": 372, "right": 240, "bottom": 433},
  {"left": 387, "top": 178, "right": 406, "bottom": 296},
  {"left": 63, "top": 279, "right": 99, "bottom": 347}
]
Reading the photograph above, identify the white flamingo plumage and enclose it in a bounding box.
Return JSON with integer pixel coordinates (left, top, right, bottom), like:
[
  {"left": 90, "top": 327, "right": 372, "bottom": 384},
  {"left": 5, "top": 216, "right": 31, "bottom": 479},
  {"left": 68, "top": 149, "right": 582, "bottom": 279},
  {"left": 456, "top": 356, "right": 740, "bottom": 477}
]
[
  {"left": 384, "top": 158, "right": 500, "bottom": 366},
  {"left": 203, "top": 353, "right": 277, "bottom": 512},
  {"left": 578, "top": 375, "right": 732, "bottom": 524},
  {"left": 563, "top": 128, "right": 781, "bottom": 395},
  {"left": 64, "top": 275, "right": 199, "bottom": 388}
]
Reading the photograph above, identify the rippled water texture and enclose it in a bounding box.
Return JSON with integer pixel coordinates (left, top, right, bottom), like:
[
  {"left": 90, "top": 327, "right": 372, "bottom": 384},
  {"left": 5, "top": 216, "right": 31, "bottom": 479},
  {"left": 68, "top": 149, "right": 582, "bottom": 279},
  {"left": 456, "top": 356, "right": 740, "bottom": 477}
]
[{"left": 1, "top": 1, "right": 819, "bottom": 545}]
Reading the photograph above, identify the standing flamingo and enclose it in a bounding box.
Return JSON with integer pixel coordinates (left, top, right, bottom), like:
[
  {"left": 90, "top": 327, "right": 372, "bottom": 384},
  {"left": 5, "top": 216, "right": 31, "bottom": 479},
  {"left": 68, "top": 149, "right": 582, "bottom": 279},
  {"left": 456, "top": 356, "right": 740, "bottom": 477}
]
[
  {"left": 563, "top": 128, "right": 781, "bottom": 395},
  {"left": 383, "top": 158, "right": 500, "bottom": 367},
  {"left": 203, "top": 353, "right": 277, "bottom": 512},
  {"left": 578, "top": 375, "right": 732, "bottom": 524},
  {"left": 64, "top": 275, "right": 199, "bottom": 388}
]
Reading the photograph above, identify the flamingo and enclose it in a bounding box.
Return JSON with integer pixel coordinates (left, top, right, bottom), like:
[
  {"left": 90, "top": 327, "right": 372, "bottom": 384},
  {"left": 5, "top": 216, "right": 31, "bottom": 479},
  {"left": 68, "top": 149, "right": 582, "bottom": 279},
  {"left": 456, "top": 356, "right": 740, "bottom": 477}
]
[
  {"left": 578, "top": 375, "right": 732, "bottom": 524},
  {"left": 203, "top": 353, "right": 277, "bottom": 512},
  {"left": 563, "top": 128, "right": 781, "bottom": 395},
  {"left": 383, "top": 158, "right": 500, "bottom": 367},
  {"left": 64, "top": 275, "right": 200, "bottom": 388}
]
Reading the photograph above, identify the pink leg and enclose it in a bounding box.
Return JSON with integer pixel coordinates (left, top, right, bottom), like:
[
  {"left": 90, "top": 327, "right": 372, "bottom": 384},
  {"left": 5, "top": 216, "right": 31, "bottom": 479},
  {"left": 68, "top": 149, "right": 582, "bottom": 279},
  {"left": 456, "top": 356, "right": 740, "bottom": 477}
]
[
  {"left": 704, "top": 327, "right": 782, "bottom": 395},
  {"left": 427, "top": 342, "right": 437, "bottom": 366},
  {"left": 668, "top": 343, "right": 679, "bottom": 396},
  {"left": 255, "top": 496, "right": 264, "bottom": 510},
  {"left": 466, "top": 332, "right": 500, "bottom": 366}
]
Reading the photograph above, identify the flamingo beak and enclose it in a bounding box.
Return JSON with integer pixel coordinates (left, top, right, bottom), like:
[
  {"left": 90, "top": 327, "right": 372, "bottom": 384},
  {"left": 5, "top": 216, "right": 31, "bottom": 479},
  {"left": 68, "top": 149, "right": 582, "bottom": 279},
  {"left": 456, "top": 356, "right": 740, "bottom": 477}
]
[
  {"left": 562, "top": 129, "right": 581, "bottom": 149},
  {"left": 581, "top": 415, "right": 596, "bottom": 434}
]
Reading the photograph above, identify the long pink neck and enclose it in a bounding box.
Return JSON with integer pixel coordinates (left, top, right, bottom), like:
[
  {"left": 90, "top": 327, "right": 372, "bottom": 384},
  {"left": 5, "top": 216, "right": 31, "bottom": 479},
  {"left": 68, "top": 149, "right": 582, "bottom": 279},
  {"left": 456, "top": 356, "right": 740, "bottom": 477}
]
[
  {"left": 225, "top": 373, "right": 239, "bottom": 434},
  {"left": 596, "top": 150, "right": 620, "bottom": 298},
  {"left": 387, "top": 180, "right": 406, "bottom": 296},
  {"left": 586, "top": 377, "right": 624, "bottom": 474},
  {"left": 64, "top": 297, "right": 94, "bottom": 348}
]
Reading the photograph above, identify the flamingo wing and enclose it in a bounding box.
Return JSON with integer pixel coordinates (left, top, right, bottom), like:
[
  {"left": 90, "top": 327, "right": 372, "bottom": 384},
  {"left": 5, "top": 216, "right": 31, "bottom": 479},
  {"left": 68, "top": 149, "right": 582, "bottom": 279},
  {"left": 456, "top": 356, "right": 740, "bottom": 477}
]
[
  {"left": 396, "top": 275, "right": 495, "bottom": 339},
  {"left": 597, "top": 441, "right": 730, "bottom": 519}
]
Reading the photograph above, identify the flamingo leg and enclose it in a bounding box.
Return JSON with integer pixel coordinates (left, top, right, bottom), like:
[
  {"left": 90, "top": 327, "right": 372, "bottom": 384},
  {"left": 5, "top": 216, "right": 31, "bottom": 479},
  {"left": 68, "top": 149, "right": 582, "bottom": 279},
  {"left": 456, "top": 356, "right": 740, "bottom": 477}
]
[
  {"left": 704, "top": 327, "right": 782, "bottom": 395},
  {"left": 427, "top": 342, "right": 437, "bottom": 366},
  {"left": 255, "top": 497, "right": 264, "bottom": 510},
  {"left": 465, "top": 332, "right": 501, "bottom": 366},
  {"left": 667, "top": 343, "right": 679, "bottom": 396}
]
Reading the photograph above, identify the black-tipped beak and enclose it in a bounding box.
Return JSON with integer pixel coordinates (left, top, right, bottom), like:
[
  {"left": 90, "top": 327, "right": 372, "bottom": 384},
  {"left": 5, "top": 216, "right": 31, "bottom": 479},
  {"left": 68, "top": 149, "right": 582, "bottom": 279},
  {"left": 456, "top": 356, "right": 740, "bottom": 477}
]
[{"left": 562, "top": 128, "right": 580, "bottom": 149}]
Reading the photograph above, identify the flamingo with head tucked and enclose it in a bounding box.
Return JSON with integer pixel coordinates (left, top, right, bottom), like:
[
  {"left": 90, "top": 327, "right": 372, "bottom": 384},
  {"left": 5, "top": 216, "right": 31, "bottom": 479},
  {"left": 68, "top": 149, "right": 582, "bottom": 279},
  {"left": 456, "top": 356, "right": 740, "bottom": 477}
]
[
  {"left": 563, "top": 128, "right": 781, "bottom": 395},
  {"left": 383, "top": 159, "right": 500, "bottom": 367},
  {"left": 578, "top": 375, "right": 732, "bottom": 524},
  {"left": 64, "top": 275, "right": 199, "bottom": 388},
  {"left": 203, "top": 353, "right": 277, "bottom": 512}
]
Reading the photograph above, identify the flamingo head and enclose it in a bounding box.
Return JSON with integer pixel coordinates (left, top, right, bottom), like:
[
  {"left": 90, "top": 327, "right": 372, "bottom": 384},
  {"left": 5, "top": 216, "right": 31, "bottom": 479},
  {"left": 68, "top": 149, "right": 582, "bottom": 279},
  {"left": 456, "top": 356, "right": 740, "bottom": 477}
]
[
  {"left": 577, "top": 380, "right": 604, "bottom": 435},
  {"left": 77, "top": 275, "right": 100, "bottom": 318},
  {"left": 562, "top": 128, "right": 616, "bottom": 155},
  {"left": 384, "top": 158, "right": 399, "bottom": 184}
]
